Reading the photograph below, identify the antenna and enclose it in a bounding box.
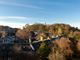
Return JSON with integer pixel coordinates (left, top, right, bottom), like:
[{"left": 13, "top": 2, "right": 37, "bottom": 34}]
[{"left": 45, "top": 22, "right": 46, "bottom": 25}]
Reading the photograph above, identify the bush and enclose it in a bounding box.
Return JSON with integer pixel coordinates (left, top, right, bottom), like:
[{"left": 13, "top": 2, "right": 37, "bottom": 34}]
[
  {"left": 48, "top": 44, "right": 66, "bottom": 60},
  {"left": 37, "top": 42, "right": 51, "bottom": 60}
]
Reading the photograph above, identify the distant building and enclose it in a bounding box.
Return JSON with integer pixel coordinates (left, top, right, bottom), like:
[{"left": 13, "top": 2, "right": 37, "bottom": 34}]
[
  {"left": 0, "top": 31, "right": 7, "bottom": 38},
  {"left": 2, "top": 36, "right": 15, "bottom": 44}
]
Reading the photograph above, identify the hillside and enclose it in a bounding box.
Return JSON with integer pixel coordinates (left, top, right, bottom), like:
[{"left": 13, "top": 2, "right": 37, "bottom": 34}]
[
  {"left": 16, "top": 23, "right": 80, "bottom": 40},
  {"left": 0, "top": 23, "right": 80, "bottom": 60}
]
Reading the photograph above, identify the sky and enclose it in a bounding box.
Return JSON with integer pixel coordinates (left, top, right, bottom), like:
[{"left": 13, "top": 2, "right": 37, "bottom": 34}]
[{"left": 0, "top": 0, "right": 80, "bottom": 28}]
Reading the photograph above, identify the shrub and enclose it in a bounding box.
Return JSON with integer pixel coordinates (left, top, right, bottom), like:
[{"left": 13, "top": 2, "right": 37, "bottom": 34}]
[{"left": 37, "top": 42, "right": 51, "bottom": 60}]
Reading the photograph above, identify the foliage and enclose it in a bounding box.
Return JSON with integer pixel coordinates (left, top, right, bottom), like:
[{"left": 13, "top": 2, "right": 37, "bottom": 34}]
[
  {"left": 0, "top": 24, "right": 80, "bottom": 60},
  {"left": 37, "top": 42, "right": 51, "bottom": 60},
  {"left": 48, "top": 44, "right": 66, "bottom": 60}
]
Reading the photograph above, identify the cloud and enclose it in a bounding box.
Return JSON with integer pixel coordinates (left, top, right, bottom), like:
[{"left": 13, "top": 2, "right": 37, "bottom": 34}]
[
  {"left": 0, "top": 16, "right": 27, "bottom": 20},
  {"left": 0, "top": 21, "right": 25, "bottom": 28},
  {"left": 0, "top": 16, "right": 46, "bottom": 28},
  {"left": 0, "top": 16, "right": 44, "bottom": 21},
  {"left": 0, "top": 16, "right": 28, "bottom": 24},
  {"left": 0, "top": 1, "right": 42, "bottom": 9},
  {"left": 0, "top": 16, "right": 27, "bottom": 28},
  {"left": 70, "top": 23, "right": 80, "bottom": 29},
  {"left": 0, "top": 16, "right": 45, "bottom": 24}
]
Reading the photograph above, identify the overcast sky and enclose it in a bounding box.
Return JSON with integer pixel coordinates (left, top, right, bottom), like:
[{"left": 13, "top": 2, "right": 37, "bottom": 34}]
[{"left": 0, "top": 0, "right": 80, "bottom": 28}]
